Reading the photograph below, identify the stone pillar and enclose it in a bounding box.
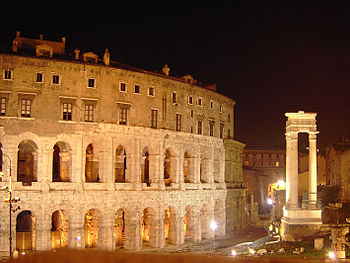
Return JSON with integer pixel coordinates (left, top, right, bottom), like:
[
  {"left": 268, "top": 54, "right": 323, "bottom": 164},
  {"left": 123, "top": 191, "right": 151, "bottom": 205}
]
[
  {"left": 124, "top": 210, "right": 141, "bottom": 250},
  {"left": 98, "top": 213, "right": 114, "bottom": 250},
  {"left": 193, "top": 208, "right": 201, "bottom": 243},
  {"left": 133, "top": 139, "right": 141, "bottom": 189},
  {"left": 36, "top": 213, "right": 51, "bottom": 251},
  {"left": 308, "top": 132, "right": 318, "bottom": 207},
  {"left": 286, "top": 132, "right": 298, "bottom": 209},
  {"left": 68, "top": 211, "right": 84, "bottom": 249}
]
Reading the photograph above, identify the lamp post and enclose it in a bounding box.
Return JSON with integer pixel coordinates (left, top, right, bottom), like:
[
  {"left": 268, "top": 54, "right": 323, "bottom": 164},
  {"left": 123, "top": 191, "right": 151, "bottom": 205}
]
[
  {"left": 210, "top": 220, "right": 217, "bottom": 252},
  {"left": 0, "top": 153, "right": 20, "bottom": 261}
]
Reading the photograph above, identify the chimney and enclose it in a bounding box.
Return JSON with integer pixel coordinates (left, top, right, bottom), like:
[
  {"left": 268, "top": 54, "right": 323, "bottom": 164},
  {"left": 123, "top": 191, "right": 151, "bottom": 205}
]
[
  {"left": 62, "top": 37, "right": 66, "bottom": 44},
  {"left": 74, "top": 49, "right": 80, "bottom": 60},
  {"left": 40, "top": 34, "right": 43, "bottom": 40},
  {"left": 103, "top": 49, "right": 110, "bottom": 66},
  {"left": 16, "top": 31, "right": 20, "bottom": 39},
  {"left": 162, "top": 64, "right": 170, "bottom": 76}
]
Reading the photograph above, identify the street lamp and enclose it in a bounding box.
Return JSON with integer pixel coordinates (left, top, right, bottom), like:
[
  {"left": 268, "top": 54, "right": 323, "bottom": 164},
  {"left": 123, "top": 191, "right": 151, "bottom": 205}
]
[
  {"left": 0, "top": 153, "right": 20, "bottom": 261},
  {"left": 210, "top": 220, "right": 217, "bottom": 252}
]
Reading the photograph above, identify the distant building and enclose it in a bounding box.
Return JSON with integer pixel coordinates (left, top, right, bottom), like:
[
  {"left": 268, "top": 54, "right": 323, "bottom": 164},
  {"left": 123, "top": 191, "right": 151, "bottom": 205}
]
[
  {"left": 0, "top": 32, "right": 246, "bottom": 254},
  {"left": 325, "top": 141, "right": 350, "bottom": 203}
]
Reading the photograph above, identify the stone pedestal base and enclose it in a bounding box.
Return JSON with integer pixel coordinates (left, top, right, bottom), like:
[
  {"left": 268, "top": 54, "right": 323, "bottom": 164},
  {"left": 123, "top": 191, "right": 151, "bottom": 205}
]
[{"left": 280, "top": 207, "right": 322, "bottom": 241}]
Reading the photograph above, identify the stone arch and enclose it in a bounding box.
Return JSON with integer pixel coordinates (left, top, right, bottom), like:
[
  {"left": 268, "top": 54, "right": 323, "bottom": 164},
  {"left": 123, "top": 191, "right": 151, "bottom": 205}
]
[
  {"left": 84, "top": 209, "right": 100, "bottom": 248},
  {"left": 200, "top": 205, "right": 210, "bottom": 240},
  {"left": 16, "top": 210, "right": 36, "bottom": 252},
  {"left": 184, "top": 206, "right": 195, "bottom": 241},
  {"left": 85, "top": 144, "right": 99, "bottom": 182},
  {"left": 141, "top": 207, "right": 156, "bottom": 248},
  {"left": 51, "top": 210, "right": 69, "bottom": 249},
  {"left": 141, "top": 147, "right": 150, "bottom": 186},
  {"left": 114, "top": 208, "right": 126, "bottom": 249},
  {"left": 17, "top": 140, "right": 38, "bottom": 184},
  {"left": 52, "top": 141, "right": 72, "bottom": 182},
  {"left": 164, "top": 148, "right": 177, "bottom": 187},
  {"left": 164, "top": 206, "right": 177, "bottom": 245},
  {"left": 183, "top": 150, "right": 195, "bottom": 183},
  {"left": 115, "top": 145, "right": 126, "bottom": 183}
]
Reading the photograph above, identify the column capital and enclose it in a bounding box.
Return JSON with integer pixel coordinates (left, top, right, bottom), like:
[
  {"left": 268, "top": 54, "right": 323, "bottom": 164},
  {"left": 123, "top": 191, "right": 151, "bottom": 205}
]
[
  {"left": 308, "top": 132, "right": 318, "bottom": 140},
  {"left": 285, "top": 132, "right": 298, "bottom": 140}
]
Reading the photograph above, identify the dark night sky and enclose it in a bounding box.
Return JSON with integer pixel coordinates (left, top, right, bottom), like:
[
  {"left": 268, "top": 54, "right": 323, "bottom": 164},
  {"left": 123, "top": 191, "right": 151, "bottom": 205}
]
[{"left": 1, "top": 1, "right": 350, "bottom": 149}]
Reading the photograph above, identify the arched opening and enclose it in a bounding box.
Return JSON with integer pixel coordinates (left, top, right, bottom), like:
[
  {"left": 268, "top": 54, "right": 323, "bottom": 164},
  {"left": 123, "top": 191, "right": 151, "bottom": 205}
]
[
  {"left": 51, "top": 210, "right": 68, "bottom": 249},
  {"left": 141, "top": 147, "right": 150, "bottom": 186},
  {"left": 115, "top": 146, "right": 126, "bottom": 183},
  {"left": 85, "top": 144, "right": 99, "bottom": 182},
  {"left": 114, "top": 209, "right": 125, "bottom": 249},
  {"left": 17, "top": 140, "right": 38, "bottom": 185},
  {"left": 214, "top": 202, "right": 223, "bottom": 237},
  {"left": 84, "top": 209, "right": 99, "bottom": 248},
  {"left": 16, "top": 210, "right": 35, "bottom": 252},
  {"left": 183, "top": 151, "right": 194, "bottom": 183},
  {"left": 164, "top": 148, "right": 177, "bottom": 187},
  {"left": 164, "top": 207, "right": 176, "bottom": 245},
  {"left": 200, "top": 205, "right": 209, "bottom": 240},
  {"left": 52, "top": 142, "right": 71, "bottom": 182},
  {"left": 184, "top": 206, "right": 194, "bottom": 241},
  {"left": 141, "top": 208, "right": 156, "bottom": 248}
]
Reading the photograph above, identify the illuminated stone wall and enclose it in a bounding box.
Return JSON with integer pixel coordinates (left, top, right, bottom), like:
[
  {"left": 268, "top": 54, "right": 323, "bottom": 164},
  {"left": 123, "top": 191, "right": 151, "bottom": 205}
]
[{"left": 0, "top": 36, "right": 245, "bottom": 253}]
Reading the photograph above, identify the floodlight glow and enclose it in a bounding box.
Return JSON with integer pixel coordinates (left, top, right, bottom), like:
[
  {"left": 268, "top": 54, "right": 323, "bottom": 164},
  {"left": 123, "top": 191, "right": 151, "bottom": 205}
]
[
  {"left": 267, "top": 198, "right": 273, "bottom": 205},
  {"left": 210, "top": 220, "right": 217, "bottom": 231},
  {"left": 328, "top": 251, "right": 335, "bottom": 259},
  {"left": 231, "top": 250, "right": 237, "bottom": 256},
  {"left": 277, "top": 180, "right": 285, "bottom": 188}
]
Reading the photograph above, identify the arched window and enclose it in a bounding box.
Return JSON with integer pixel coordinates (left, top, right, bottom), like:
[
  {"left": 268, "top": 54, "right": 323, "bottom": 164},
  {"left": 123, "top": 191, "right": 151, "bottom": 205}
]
[
  {"left": 17, "top": 140, "right": 38, "bottom": 185},
  {"left": 141, "top": 147, "right": 150, "bottom": 186},
  {"left": 85, "top": 144, "right": 99, "bottom": 182},
  {"left": 52, "top": 142, "right": 71, "bottom": 182},
  {"left": 115, "top": 146, "right": 126, "bottom": 183}
]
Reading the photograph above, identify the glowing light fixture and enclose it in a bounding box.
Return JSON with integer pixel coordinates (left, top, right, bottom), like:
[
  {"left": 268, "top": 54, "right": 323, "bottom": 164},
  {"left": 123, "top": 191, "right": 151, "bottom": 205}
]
[
  {"left": 231, "top": 250, "right": 237, "bottom": 256},
  {"left": 267, "top": 198, "right": 273, "bottom": 205},
  {"left": 210, "top": 220, "right": 217, "bottom": 231},
  {"left": 328, "top": 251, "right": 335, "bottom": 259}
]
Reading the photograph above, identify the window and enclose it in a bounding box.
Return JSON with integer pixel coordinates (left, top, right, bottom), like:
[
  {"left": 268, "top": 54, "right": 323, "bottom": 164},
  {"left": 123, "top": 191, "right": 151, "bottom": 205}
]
[
  {"left": 148, "top": 87, "right": 155, "bottom": 96},
  {"left": 119, "top": 107, "right": 127, "bottom": 125},
  {"left": 188, "top": 96, "right": 193, "bottom": 105},
  {"left": 172, "top": 92, "right": 177, "bottom": 104},
  {"left": 151, "top": 109, "right": 157, "bottom": 128},
  {"left": 52, "top": 74, "right": 60, "bottom": 85},
  {"left": 35, "top": 72, "right": 43, "bottom": 83},
  {"left": 190, "top": 110, "right": 194, "bottom": 118},
  {"left": 197, "top": 120, "right": 202, "bottom": 135},
  {"left": 210, "top": 100, "right": 214, "bottom": 109},
  {"left": 88, "top": 78, "right": 95, "bottom": 88},
  {"left": 176, "top": 114, "right": 182, "bottom": 131},
  {"left": 84, "top": 104, "right": 94, "bottom": 122},
  {"left": 228, "top": 114, "right": 231, "bottom": 122},
  {"left": 198, "top": 97, "right": 202, "bottom": 106},
  {"left": 219, "top": 123, "right": 224, "bottom": 139},
  {"left": 119, "top": 82, "right": 126, "bottom": 92},
  {"left": 3, "top": 69, "right": 13, "bottom": 80},
  {"left": 134, "top": 85, "right": 140, "bottom": 94},
  {"left": 219, "top": 105, "right": 223, "bottom": 112},
  {"left": 0, "top": 98, "right": 6, "bottom": 116},
  {"left": 21, "top": 99, "right": 32, "bottom": 117},
  {"left": 209, "top": 121, "right": 215, "bottom": 136},
  {"left": 227, "top": 129, "right": 231, "bottom": 139},
  {"left": 62, "top": 103, "right": 72, "bottom": 121}
]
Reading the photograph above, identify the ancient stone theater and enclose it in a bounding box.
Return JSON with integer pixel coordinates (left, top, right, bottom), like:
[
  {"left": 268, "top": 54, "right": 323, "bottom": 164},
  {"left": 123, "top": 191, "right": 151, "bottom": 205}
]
[{"left": 0, "top": 32, "right": 246, "bottom": 253}]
